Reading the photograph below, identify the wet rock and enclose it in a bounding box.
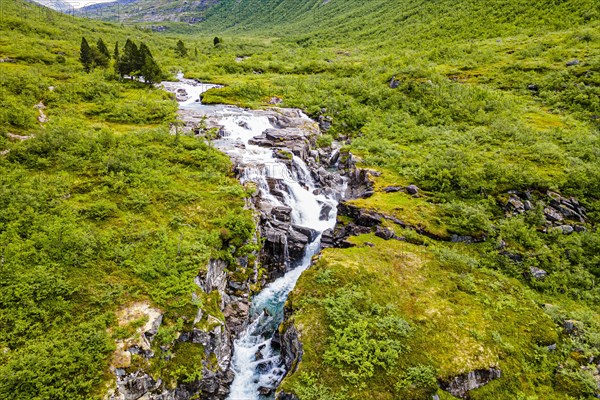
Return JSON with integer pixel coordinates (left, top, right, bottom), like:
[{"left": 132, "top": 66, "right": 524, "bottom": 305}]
[
  {"left": 439, "top": 368, "right": 501, "bottom": 399},
  {"left": 258, "top": 386, "right": 274, "bottom": 396},
  {"left": 272, "top": 205, "right": 292, "bottom": 223},
  {"left": 319, "top": 203, "right": 333, "bottom": 221},
  {"left": 344, "top": 168, "right": 375, "bottom": 199},
  {"left": 356, "top": 211, "right": 382, "bottom": 227},
  {"left": 280, "top": 319, "right": 302, "bottom": 375},
  {"left": 318, "top": 115, "right": 332, "bottom": 131}
]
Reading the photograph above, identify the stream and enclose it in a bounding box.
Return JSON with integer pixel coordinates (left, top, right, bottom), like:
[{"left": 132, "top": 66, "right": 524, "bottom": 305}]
[{"left": 161, "top": 75, "right": 344, "bottom": 399}]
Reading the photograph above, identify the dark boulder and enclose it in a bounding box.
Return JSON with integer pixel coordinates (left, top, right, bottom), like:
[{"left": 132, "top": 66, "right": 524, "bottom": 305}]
[{"left": 406, "top": 184, "right": 420, "bottom": 195}]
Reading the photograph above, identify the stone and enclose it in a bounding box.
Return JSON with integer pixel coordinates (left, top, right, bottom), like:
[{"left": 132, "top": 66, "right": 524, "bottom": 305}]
[
  {"left": 547, "top": 343, "right": 557, "bottom": 351},
  {"left": 269, "top": 96, "right": 283, "bottom": 104},
  {"left": 527, "top": 84, "right": 539, "bottom": 91},
  {"left": 564, "top": 319, "right": 580, "bottom": 336},
  {"left": 529, "top": 267, "right": 548, "bottom": 280},
  {"left": 406, "top": 184, "right": 419, "bottom": 195},
  {"left": 566, "top": 59, "right": 580, "bottom": 66},
  {"left": 389, "top": 76, "right": 400, "bottom": 89},
  {"left": 439, "top": 368, "right": 501, "bottom": 398},
  {"left": 560, "top": 225, "right": 574, "bottom": 235},
  {"left": 574, "top": 225, "right": 586, "bottom": 233},
  {"left": 375, "top": 226, "right": 395, "bottom": 240},
  {"left": 544, "top": 207, "right": 564, "bottom": 222},
  {"left": 383, "top": 186, "right": 402, "bottom": 193},
  {"left": 271, "top": 205, "right": 292, "bottom": 222},
  {"left": 258, "top": 386, "right": 274, "bottom": 396},
  {"left": 507, "top": 195, "right": 525, "bottom": 211}
]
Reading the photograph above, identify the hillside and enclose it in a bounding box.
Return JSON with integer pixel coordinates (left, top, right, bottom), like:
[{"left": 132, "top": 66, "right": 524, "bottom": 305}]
[
  {"left": 3, "top": 0, "right": 600, "bottom": 399},
  {"left": 0, "top": 1, "right": 254, "bottom": 399},
  {"left": 76, "top": 0, "right": 219, "bottom": 23},
  {"left": 175, "top": 0, "right": 600, "bottom": 398}
]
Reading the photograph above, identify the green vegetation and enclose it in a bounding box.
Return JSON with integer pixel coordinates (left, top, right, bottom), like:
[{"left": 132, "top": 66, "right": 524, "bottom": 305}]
[
  {"left": 3, "top": 0, "right": 600, "bottom": 398},
  {"left": 0, "top": 1, "right": 254, "bottom": 398}
]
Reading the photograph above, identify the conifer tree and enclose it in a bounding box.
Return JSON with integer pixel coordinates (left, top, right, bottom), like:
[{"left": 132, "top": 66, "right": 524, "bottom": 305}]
[
  {"left": 79, "top": 37, "right": 93, "bottom": 72},
  {"left": 113, "top": 42, "right": 119, "bottom": 60},
  {"left": 97, "top": 38, "right": 110, "bottom": 59},
  {"left": 92, "top": 47, "right": 109, "bottom": 69},
  {"left": 119, "top": 39, "right": 138, "bottom": 79},
  {"left": 139, "top": 42, "right": 162, "bottom": 84},
  {"left": 213, "top": 37, "right": 221, "bottom": 47},
  {"left": 175, "top": 39, "right": 188, "bottom": 57}
]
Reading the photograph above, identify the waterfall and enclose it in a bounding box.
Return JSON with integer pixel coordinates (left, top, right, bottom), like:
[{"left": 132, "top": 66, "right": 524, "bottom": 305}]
[
  {"left": 161, "top": 76, "right": 343, "bottom": 400},
  {"left": 218, "top": 113, "right": 340, "bottom": 400}
]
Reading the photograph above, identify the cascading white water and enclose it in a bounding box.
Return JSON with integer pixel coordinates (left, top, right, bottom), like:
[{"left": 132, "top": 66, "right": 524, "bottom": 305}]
[
  {"left": 161, "top": 76, "right": 342, "bottom": 400},
  {"left": 215, "top": 111, "right": 340, "bottom": 400}
]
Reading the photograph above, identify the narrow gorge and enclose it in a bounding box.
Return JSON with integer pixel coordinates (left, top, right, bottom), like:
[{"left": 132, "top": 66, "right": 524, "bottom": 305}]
[{"left": 109, "top": 75, "right": 373, "bottom": 399}]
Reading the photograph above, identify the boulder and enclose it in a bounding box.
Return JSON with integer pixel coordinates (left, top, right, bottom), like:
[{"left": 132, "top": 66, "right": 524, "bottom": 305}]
[
  {"left": 383, "top": 186, "right": 402, "bottom": 193},
  {"left": 560, "top": 225, "right": 574, "bottom": 235},
  {"left": 375, "top": 226, "right": 395, "bottom": 240},
  {"left": 529, "top": 267, "right": 548, "bottom": 280},
  {"left": 406, "top": 184, "right": 420, "bottom": 195},
  {"left": 439, "top": 368, "right": 501, "bottom": 399},
  {"left": 566, "top": 59, "right": 580, "bottom": 66}
]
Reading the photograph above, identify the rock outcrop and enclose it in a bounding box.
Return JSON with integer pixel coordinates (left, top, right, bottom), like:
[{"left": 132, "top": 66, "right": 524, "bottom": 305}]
[{"left": 439, "top": 368, "right": 502, "bottom": 398}]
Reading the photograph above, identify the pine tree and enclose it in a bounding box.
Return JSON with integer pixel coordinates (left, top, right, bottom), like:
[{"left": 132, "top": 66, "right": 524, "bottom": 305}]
[
  {"left": 139, "top": 42, "right": 162, "bottom": 84},
  {"left": 97, "top": 38, "right": 110, "bottom": 59},
  {"left": 194, "top": 47, "right": 198, "bottom": 58},
  {"left": 175, "top": 39, "right": 188, "bottom": 57},
  {"left": 119, "top": 39, "right": 139, "bottom": 79},
  {"left": 113, "top": 42, "right": 119, "bottom": 60},
  {"left": 79, "top": 37, "right": 93, "bottom": 72},
  {"left": 92, "top": 48, "right": 109, "bottom": 68},
  {"left": 213, "top": 37, "right": 221, "bottom": 47}
]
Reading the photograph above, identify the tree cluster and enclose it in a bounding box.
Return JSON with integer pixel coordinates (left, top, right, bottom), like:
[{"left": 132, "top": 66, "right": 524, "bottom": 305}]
[
  {"left": 80, "top": 37, "right": 162, "bottom": 84},
  {"left": 79, "top": 37, "right": 110, "bottom": 72},
  {"left": 115, "top": 39, "right": 162, "bottom": 84}
]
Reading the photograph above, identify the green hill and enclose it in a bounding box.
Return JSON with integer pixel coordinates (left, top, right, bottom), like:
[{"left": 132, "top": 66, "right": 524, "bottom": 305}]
[
  {"left": 2, "top": 0, "right": 600, "bottom": 399},
  {"left": 0, "top": 2, "right": 254, "bottom": 399}
]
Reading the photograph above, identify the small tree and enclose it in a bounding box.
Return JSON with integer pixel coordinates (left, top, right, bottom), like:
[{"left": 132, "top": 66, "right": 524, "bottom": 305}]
[
  {"left": 213, "top": 36, "right": 222, "bottom": 47},
  {"left": 79, "top": 37, "right": 93, "bottom": 72},
  {"left": 175, "top": 39, "right": 188, "bottom": 57},
  {"left": 113, "top": 42, "right": 119, "bottom": 60},
  {"left": 194, "top": 47, "right": 198, "bottom": 58}
]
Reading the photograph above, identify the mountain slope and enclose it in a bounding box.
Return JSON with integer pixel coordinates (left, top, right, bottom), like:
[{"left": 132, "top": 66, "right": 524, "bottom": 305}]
[{"left": 0, "top": 2, "right": 254, "bottom": 399}]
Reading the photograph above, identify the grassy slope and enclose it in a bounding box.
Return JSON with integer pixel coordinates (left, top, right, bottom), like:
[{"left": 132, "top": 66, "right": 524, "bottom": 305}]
[
  {"left": 157, "top": 0, "right": 600, "bottom": 398},
  {"left": 0, "top": 1, "right": 255, "bottom": 399}
]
